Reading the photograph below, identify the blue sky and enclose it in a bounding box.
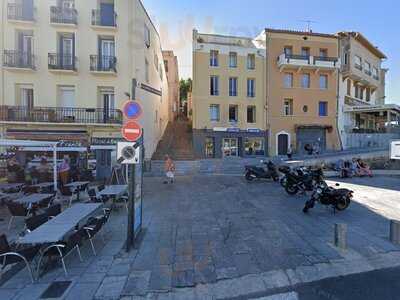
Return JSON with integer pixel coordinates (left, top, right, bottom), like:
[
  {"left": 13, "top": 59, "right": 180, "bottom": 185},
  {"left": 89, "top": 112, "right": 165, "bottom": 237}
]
[{"left": 144, "top": 0, "right": 399, "bottom": 103}]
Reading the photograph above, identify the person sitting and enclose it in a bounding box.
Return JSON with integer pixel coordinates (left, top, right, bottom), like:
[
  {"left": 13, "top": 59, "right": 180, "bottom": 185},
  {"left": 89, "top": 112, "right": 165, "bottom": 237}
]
[
  {"left": 304, "top": 144, "right": 313, "bottom": 155},
  {"left": 357, "top": 159, "right": 373, "bottom": 177}
]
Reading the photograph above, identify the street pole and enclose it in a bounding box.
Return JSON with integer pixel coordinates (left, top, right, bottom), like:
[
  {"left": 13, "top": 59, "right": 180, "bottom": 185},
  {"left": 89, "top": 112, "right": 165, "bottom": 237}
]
[{"left": 126, "top": 163, "right": 135, "bottom": 252}]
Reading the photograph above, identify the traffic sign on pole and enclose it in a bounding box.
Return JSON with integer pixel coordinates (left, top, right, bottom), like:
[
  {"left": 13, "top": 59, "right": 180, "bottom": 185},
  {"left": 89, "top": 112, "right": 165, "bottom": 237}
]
[
  {"left": 123, "top": 101, "right": 142, "bottom": 120},
  {"left": 122, "top": 121, "right": 142, "bottom": 142}
]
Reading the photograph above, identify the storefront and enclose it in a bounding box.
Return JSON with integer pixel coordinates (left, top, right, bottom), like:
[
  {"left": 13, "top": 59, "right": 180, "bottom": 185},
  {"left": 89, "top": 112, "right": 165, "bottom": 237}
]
[
  {"left": 193, "top": 128, "right": 268, "bottom": 159},
  {"left": 90, "top": 137, "right": 123, "bottom": 180}
]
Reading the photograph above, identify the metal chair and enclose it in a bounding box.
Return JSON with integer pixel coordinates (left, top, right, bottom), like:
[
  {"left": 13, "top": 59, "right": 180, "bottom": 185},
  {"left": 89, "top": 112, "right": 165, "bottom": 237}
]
[
  {"left": 87, "top": 189, "right": 102, "bottom": 203},
  {"left": 44, "top": 204, "right": 62, "bottom": 219},
  {"left": 38, "top": 193, "right": 56, "bottom": 209},
  {"left": 83, "top": 216, "right": 106, "bottom": 256},
  {"left": 59, "top": 186, "right": 77, "bottom": 207},
  {"left": 36, "top": 228, "right": 84, "bottom": 277},
  {"left": 25, "top": 213, "right": 49, "bottom": 233},
  {"left": 0, "top": 235, "right": 40, "bottom": 283},
  {"left": 6, "top": 201, "right": 31, "bottom": 230}
]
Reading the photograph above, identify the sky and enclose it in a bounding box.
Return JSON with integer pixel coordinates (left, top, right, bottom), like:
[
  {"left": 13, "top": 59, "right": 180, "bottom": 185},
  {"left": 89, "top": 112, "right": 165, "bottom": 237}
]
[{"left": 143, "top": 0, "right": 399, "bottom": 104}]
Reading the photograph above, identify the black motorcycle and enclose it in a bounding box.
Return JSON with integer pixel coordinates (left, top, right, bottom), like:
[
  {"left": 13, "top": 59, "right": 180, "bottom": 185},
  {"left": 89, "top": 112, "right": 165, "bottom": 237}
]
[
  {"left": 303, "top": 183, "right": 353, "bottom": 213},
  {"left": 245, "top": 161, "right": 280, "bottom": 182},
  {"left": 282, "top": 167, "right": 326, "bottom": 195},
  {"left": 279, "top": 166, "right": 309, "bottom": 188}
]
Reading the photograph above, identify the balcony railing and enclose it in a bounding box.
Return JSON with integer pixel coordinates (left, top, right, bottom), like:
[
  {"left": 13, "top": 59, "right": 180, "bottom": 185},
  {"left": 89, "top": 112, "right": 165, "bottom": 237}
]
[
  {"left": 278, "top": 53, "right": 340, "bottom": 69},
  {"left": 0, "top": 106, "right": 123, "bottom": 125},
  {"left": 50, "top": 6, "right": 77, "bottom": 24},
  {"left": 354, "top": 63, "right": 363, "bottom": 71},
  {"left": 3, "top": 50, "right": 35, "bottom": 69},
  {"left": 90, "top": 55, "right": 117, "bottom": 72},
  {"left": 7, "top": 3, "right": 34, "bottom": 21},
  {"left": 91, "top": 9, "right": 117, "bottom": 27},
  {"left": 48, "top": 53, "right": 77, "bottom": 71}
]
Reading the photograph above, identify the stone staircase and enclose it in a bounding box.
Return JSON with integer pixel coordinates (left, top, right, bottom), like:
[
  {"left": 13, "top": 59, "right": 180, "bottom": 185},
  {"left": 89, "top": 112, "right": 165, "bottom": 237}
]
[{"left": 152, "top": 115, "right": 195, "bottom": 161}]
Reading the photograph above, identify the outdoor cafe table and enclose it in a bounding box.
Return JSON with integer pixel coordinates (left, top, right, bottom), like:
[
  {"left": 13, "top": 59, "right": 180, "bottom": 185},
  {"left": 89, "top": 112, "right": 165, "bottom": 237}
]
[
  {"left": 65, "top": 181, "right": 90, "bottom": 201},
  {"left": 14, "top": 193, "right": 54, "bottom": 207},
  {"left": 0, "top": 183, "right": 24, "bottom": 192},
  {"left": 17, "top": 203, "right": 102, "bottom": 245},
  {"left": 98, "top": 185, "right": 128, "bottom": 198},
  {"left": 31, "top": 182, "right": 54, "bottom": 191}
]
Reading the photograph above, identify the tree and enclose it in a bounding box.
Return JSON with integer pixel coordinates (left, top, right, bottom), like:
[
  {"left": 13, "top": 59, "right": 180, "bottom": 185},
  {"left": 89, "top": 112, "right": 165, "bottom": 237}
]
[{"left": 180, "top": 78, "right": 192, "bottom": 104}]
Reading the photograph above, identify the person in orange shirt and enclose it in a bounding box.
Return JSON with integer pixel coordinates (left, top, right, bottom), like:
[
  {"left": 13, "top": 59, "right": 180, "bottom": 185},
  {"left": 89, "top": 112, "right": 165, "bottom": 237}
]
[{"left": 163, "top": 154, "right": 175, "bottom": 184}]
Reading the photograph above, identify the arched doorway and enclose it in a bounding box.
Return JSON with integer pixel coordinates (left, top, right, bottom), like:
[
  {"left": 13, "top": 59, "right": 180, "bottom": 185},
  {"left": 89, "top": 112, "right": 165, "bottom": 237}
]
[{"left": 276, "top": 132, "right": 290, "bottom": 156}]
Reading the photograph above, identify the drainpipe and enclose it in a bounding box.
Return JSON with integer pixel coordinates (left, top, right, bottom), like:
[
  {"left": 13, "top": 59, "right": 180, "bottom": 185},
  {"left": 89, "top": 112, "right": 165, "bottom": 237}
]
[
  {"left": 1, "top": 0, "right": 5, "bottom": 106},
  {"left": 336, "top": 36, "right": 344, "bottom": 151}
]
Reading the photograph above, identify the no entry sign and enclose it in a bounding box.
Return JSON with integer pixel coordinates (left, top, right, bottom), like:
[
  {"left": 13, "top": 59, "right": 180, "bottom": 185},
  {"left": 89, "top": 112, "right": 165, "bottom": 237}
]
[
  {"left": 123, "top": 101, "right": 142, "bottom": 120},
  {"left": 122, "top": 121, "right": 142, "bottom": 142}
]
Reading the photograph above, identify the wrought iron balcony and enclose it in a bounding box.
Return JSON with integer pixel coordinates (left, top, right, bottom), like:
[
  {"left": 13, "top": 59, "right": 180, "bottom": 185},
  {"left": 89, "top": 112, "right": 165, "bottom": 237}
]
[
  {"left": 50, "top": 6, "right": 77, "bottom": 25},
  {"left": 90, "top": 55, "right": 117, "bottom": 72},
  {"left": 0, "top": 106, "right": 123, "bottom": 125},
  {"left": 7, "top": 3, "right": 34, "bottom": 21},
  {"left": 91, "top": 9, "right": 117, "bottom": 27},
  {"left": 277, "top": 53, "right": 340, "bottom": 70},
  {"left": 3, "top": 50, "right": 35, "bottom": 69},
  {"left": 48, "top": 53, "right": 77, "bottom": 71}
]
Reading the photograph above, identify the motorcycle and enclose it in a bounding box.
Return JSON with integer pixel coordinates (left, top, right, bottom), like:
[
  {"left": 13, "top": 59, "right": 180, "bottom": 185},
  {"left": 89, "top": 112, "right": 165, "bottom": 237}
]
[
  {"left": 303, "top": 183, "right": 353, "bottom": 213},
  {"left": 245, "top": 160, "right": 280, "bottom": 182},
  {"left": 279, "top": 166, "right": 309, "bottom": 188},
  {"left": 282, "top": 167, "right": 326, "bottom": 195}
]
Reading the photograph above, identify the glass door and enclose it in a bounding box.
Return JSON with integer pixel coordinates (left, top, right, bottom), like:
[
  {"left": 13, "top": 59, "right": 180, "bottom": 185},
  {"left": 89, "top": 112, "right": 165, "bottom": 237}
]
[
  {"left": 222, "top": 138, "right": 238, "bottom": 157},
  {"left": 62, "top": 37, "right": 73, "bottom": 67},
  {"left": 101, "top": 40, "right": 115, "bottom": 70},
  {"left": 21, "top": 35, "right": 33, "bottom": 67},
  {"left": 21, "top": 87, "right": 34, "bottom": 120},
  {"left": 102, "top": 92, "right": 115, "bottom": 122}
]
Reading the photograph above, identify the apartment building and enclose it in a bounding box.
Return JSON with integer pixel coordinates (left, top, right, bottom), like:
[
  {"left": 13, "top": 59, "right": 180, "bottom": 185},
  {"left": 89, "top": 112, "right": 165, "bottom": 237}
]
[
  {"left": 192, "top": 30, "right": 267, "bottom": 158},
  {"left": 337, "top": 31, "right": 399, "bottom": 149},
  {"left": 263, "top": 29, "right": 341, "bottom": 156},
  {"left": 0, "top": 0, "right": 169, "bottom": 176},
  {"left": 162, "top": 50, "right": 180, "bottom": 122}
]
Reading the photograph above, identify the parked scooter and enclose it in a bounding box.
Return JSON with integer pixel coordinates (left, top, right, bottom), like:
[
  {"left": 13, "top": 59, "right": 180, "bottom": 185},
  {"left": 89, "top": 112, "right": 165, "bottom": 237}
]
[
  {"left": 245, "top": 161, "right": 280, "bottom": 182},
  {"left": 282, "top": 167, "right": 326, "bottom": 195},
  {"left": 303, "top": 183, "right": 353, "bottom": 213}
]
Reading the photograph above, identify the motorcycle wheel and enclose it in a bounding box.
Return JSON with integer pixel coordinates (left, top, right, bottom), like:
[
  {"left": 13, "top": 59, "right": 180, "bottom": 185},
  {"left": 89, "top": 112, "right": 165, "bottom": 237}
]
[
  {"left": 245, "top": 171, "right": 254, "bottom": 181},
  {"left": 285, "top": 184, "right": 299, "bottom": 195},
  {"left": 303, "top": 200, "right": 314, "bottom": 213},
  {"left": 280, "top": 177, "right": 287, "bottom": 187},
  {"left": 335, "top": 197, "right": 350, "bottom": 211}
]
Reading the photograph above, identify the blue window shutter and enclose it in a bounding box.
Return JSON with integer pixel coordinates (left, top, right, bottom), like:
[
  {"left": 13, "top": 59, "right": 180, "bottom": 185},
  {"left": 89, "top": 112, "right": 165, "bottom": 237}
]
[{"left": 100, "top": 3, "right": 114, "bottom": 26}]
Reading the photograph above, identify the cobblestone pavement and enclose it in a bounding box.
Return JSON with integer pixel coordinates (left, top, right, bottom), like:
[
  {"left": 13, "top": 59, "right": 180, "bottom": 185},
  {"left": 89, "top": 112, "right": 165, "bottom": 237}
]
[{"left": 1, "top": 176, "right": 400, "bottom": 299}]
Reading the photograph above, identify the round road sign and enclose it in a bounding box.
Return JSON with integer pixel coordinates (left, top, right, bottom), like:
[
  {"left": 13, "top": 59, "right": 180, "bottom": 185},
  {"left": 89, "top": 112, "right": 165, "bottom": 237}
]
[
  {"left": 122, "top": 121, "right": 142, "bottom": 142},
  {"left": 123, "top": 101, "right": 142, "bottom": 120}
]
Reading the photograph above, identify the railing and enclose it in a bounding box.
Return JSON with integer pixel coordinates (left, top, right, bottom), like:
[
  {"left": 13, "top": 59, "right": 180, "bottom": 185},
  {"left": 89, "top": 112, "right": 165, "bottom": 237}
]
[
  {"left": 7, "top": 3, "right": 34, "bottom": 21},
  {"left": 3, "top": 50, "right": 35, "bottom": 69},
  {"left": 0, "top": 106, "right": 123, "bottom": 124},
  {"left": 354, "top": 63, "right": 363, "bottom": 71},
  {"left": 278, "top": 53, "right": 340, "bottom": 69},
  {"left": 90, "top": 55, "right": 117, "bottom": 72},
  {"left": 285, "top": 54, "right": 311, "bottom": 62},
  {"left": 91, "top": 9, "right": 117, "bottom": 27},
  {"left": 48, "top": 53, "right": 77, "bottom": 71},
  {"left": 50, "top": 6, "right": 77, "bottom": 24}
]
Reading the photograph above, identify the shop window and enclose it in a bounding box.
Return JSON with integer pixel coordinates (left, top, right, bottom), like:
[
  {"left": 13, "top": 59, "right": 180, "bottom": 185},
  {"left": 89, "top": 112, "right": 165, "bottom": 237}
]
[
  {"left": 205, "top": 137, "right": 215, "bottom": 158},
  {"left": 245, "top": 138, "right": 265, "bottom": 156}
]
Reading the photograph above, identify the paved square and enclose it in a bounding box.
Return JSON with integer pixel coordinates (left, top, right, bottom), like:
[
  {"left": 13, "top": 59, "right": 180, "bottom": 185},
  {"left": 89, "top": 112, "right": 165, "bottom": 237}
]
[{"left": 1, "top": 175, "right": 400, "bottom": 299}]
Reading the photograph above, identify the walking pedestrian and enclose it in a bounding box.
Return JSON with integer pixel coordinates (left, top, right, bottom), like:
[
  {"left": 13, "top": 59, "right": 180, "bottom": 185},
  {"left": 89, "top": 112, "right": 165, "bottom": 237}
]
[
  {"left": 163, "top": 154, "right": 175, "bottom": 184},
  {"left": 287, "top": 144, "right": 293, "bottom": 160}
]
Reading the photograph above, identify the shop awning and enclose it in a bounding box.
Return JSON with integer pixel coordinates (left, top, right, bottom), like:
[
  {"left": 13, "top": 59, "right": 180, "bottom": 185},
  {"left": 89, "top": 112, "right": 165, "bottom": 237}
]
[{"left": 344, "top": 104, "right": 400, "bottom": 114}]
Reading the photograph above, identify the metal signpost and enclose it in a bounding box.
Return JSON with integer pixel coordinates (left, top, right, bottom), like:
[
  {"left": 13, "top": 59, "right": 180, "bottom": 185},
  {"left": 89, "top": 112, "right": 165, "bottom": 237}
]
[{"left": 120, "top": 99, "right": 143, "bottom": 252}]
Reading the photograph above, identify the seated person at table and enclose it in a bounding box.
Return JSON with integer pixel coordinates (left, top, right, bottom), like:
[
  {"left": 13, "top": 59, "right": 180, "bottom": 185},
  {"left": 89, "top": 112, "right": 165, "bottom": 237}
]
[
  {"left": 58, "top": 158, "right": 70, "bottom": 185},
  {"left": 357, "top": 159, "right": 373, "bottom": 177},
  {"left": 37, "top": 157, "right": 50, "bottom": 183}
]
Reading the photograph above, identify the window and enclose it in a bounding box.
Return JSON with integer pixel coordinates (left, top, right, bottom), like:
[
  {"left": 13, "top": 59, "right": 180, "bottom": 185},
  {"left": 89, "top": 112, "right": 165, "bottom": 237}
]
[
  {"left": 344, "top": 52, "right": 349, "bottom": 65},
  {"left": 210, "top": 50, "right": 218, "bottom": 67},
  {"left": 319, "top": 75, "right": 328, "bottom": 89},
  {"left": 360, "top": 87, "right": 364, "bottom": 100},
  {"left": 164, "top": 60, "right": 169, "bottom": 72},
  {"left": 319, "top": 101, "right": 328, "bottom": 116},
  {"left": 229, "top": 52, "right": 237, "bottom": 68},
  {"left": 100, "top": 87, "right": 116, "bottom": 119},
  {"left": 145, "top": 59, "right": 149, "bottom": 83},
  {"left": 247, "top": 106, "right": 256, "bottom": 123},
  {"left": 283, "top": 99, "right": 293, "bottom": 116},
  {"left": 247, "top": 79, "right": 256, "bottom": 97},
  {"left": 229, "top": 77, "right": 238, "bottom": 96},
  {"left": 365, "top": 61, "right": 371, "bottom": 75},
  {"left": 245, "top": 138, "right": 265, "bottom": 156},
  {"left": 303, "top": 105, "right": 308, "bottom": 113},
  {"left": 247, "top": 54, "right": 255, "bottom": 70},
  {"left": 355, "top": 84, "right": 360, "bottom": 98},
  {"left": 144, "top": 24, "right": 150, "bottom": 48},
  {"left": 372, "top": 67, "right": 379, "bottom": 80},
  {"left": 284, "top": 46, "right": 293, "bottom": 56},
  {"left": 354, "top": 55, "right": 362, "bottom": 69},
  {"left": 301, "top": 47, "right": 310, "bottom": 57},
  {"left": 319, "top": 49, "right": 328, "bottom": 57},
  {"left": 301, "top": 74, "right": 310, "bottom": 88},
  {"left": 210, "top": 76, "right": 219, "bottom": 96},
  {"left": 284, "top": 73, "right": 293, "bottom": 88},
  {"left": 366, "top": 88, "right": 371, "bottom": 102},
  {"left": 229, "top": 105, "right": 238, "bottom": 122},
  {"left": 347, "top": 79, "right": 351, "bottom": 95},
  {"left": 209, "top": 104, "right": 220, "bottom": 121}
]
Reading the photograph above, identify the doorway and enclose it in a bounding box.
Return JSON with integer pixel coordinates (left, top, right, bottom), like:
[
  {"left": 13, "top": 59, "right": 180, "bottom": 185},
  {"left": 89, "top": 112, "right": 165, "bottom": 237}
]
[
  {"left": 277, "top": 133, "right": 289, "bottom": 156},
  {"left": 222, "top": 138, "right": 238, "bottom": 157},
  {"left": 102, "top": 91, "right": 115, "bottom": 122},
  {"left": 100, "top": 39, "right": 115, "bottom": 70}
]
